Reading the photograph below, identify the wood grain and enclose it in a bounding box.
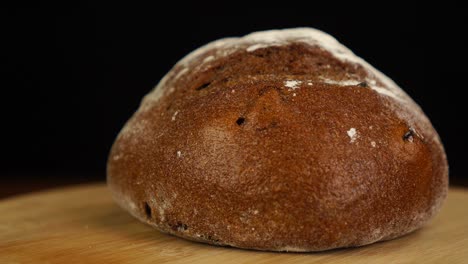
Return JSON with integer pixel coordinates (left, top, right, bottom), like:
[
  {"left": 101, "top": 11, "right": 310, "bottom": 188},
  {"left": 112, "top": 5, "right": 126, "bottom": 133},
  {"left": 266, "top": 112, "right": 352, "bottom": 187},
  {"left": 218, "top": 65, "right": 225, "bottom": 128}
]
[{"left": 0, "top": 184, "right": 467, "bottom": 263}]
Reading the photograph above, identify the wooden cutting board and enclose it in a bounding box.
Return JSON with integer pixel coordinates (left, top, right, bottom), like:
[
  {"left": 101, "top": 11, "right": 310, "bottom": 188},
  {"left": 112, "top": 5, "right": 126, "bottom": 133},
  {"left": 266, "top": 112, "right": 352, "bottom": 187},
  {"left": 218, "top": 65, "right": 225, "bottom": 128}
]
[{"left": 1, "top": 184, "right": 467, "bottom": 263}]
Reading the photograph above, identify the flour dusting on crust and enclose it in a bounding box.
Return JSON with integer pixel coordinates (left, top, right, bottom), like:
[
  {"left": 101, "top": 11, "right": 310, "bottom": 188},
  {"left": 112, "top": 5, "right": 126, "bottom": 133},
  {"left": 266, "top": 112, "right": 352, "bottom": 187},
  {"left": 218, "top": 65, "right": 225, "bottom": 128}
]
[
  {"left": 284, "top": 80, "right": 302, "bottom": 90},
  {"left": 141, "top": 28, "right": 410, "bottom": 110}
]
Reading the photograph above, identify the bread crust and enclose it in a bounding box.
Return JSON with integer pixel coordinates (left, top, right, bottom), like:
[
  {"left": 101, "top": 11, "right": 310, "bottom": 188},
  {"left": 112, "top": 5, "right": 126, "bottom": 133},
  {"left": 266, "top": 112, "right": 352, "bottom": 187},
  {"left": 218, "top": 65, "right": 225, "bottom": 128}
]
[{"left": 107, "top": 28, "right": 448, "bottom": 251}]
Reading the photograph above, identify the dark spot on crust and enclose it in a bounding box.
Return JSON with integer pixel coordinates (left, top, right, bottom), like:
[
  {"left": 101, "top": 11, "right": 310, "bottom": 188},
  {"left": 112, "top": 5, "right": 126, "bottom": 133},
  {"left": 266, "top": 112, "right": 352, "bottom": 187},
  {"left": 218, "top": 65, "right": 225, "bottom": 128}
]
[
  {"left": 358, "top": 82, "right": 368, "bottom": 87},
  {"left": 143, "top": 202, "right": 152, "bottom": 219},
  {"left": 256, "top": 121, "right": 278, "bottom": 132},
  {"left": 195, "top": 82, "right": 211, "bottom": 91},
  {"left": 253, "top": 53, "right": 266, "bottom": 58},
  {"left": 170, "top": 221, "right": 188, "bottom": 232},
  {"left": 251, "top": 49, "right": 272, "bottom": 58},
  {"left": 236, "top": 117, "right": 246, "bottom": 126},
  {"left": 207, "top": 235, "right": 220, "bottom": 243},
  {"left": 196, "top": 233, "right": 221, "bottom": 243},
  {"left": 258, "top": 87, "right": 270, "bottom": 95},
  {"left": 214, "top": 65, "right": 225, "bottom": 72},
  {"left": 403, "top": 127, "right": 415, "bottom": 142}
]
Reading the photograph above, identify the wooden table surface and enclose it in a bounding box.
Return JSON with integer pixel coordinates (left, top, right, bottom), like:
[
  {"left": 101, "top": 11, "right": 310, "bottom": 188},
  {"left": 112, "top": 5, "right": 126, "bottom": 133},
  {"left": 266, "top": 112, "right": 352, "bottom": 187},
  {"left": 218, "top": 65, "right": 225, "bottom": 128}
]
[{"left": 1, "top": 184, "right": 467, "bottom": 263}]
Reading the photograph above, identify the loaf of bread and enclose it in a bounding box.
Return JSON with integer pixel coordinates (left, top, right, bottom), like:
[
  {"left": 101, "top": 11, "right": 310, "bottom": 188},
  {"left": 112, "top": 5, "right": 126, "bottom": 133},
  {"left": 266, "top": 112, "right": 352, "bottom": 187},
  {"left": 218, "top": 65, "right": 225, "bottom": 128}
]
[{"left": 107, "top": 28, "right": 448, "bottom": 252}]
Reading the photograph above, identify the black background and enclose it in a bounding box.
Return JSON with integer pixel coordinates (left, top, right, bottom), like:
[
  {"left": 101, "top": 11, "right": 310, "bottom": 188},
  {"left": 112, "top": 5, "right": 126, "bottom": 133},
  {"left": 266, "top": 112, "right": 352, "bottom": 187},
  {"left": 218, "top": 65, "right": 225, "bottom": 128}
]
[{"left": 1, "top": 5, "right": 467, "bottom": 197}]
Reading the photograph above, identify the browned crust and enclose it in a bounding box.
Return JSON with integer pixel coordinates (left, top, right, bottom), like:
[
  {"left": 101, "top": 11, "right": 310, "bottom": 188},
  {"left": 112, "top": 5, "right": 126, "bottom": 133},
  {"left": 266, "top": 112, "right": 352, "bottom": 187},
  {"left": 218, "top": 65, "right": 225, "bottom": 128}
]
[{"left": 107, "top": 30, "right": 448, "bottom": 252}]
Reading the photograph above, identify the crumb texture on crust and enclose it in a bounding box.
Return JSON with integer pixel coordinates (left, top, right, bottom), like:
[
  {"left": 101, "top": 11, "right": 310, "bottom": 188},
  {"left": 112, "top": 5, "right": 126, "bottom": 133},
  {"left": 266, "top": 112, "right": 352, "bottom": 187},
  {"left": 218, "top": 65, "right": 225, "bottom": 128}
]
[{"left": 107, "top": 28, "right": 449, "bottom": 252}]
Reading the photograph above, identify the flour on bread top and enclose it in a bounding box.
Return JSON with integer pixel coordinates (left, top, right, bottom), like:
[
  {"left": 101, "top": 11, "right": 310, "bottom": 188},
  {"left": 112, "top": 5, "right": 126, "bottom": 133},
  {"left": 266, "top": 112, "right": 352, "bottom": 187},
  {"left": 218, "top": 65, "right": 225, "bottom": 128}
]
[{"left": 143, "top": 28, "right": 409, "bottom": 108}]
